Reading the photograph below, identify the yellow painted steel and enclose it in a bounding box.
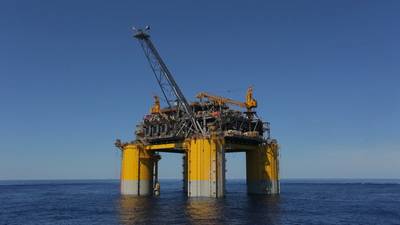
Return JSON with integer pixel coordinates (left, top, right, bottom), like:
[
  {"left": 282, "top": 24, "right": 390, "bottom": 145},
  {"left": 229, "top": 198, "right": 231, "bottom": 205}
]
[
  {"left": 186, "top": 137, "right": 223, "bottom": 181},
  {"left": 121, "top": 144, "right": 154, "bottom": 181},
  {"left": 150, "top": 96, "right": 161, "bottom": 114},
  {"left": 246, "top": 145, "right": 265, "bottom": 182},
  {"left": 139, "top": 149, "right": 155, "bottom": 181},
  {"left": 245, "top": 86, "right": 257, "bottom": 110},
  {"left": 246, "top": 141, "right": 279, "bottom": 193},
  {"left": 144, "top": 142, "right": 185, "bottom": 151},
  {"left": 121, "top": 144, "right": 139, "bottom": 181},
  {"left": 120, "top": 138, "right": 278, "bottom": 196},
  {"left": 195, "top": 86, "right": 257, "bottom": 111},
  {"left": 266, "top": 142, "right": 279, "bottom": 184}
]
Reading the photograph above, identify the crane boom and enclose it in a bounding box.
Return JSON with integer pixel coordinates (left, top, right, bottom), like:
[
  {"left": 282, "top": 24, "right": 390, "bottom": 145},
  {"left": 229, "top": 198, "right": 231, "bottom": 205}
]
[
  {"left": 196, "top": 92, "right": 247, "bottom": 108},
  {"left": 196, "top": 87, "right": 258, "bottom": 111},
  {"left": 133, "top": 28, "right": 205, "bottom": 135}
]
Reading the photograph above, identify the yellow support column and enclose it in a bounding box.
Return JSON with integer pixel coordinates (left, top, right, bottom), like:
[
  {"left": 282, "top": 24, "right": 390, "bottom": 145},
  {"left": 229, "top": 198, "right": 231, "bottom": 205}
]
[
  {"left": 187, "top": 136, "right": 225, "bottom": 197},
  {"left": 267, "top": 141, "right": 280, "bottom": 194},
  {"left": 120, "top": 144, "right": 154, "bottom": 196},
  {"left": 246, "top": 140, "right": 279, "bottom": 194}
]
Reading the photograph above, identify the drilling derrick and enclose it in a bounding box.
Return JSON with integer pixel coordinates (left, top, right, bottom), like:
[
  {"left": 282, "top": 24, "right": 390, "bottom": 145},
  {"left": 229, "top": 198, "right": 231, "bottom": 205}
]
[{"left": 116, "top": 27, "right": 280, "bottom": 197}]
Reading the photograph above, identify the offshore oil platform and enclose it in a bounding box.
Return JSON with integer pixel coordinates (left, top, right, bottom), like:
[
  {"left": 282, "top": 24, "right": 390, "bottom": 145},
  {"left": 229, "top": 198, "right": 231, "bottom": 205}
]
[{"left": 115, "top": 27, "right": 279, "bottom": 197}]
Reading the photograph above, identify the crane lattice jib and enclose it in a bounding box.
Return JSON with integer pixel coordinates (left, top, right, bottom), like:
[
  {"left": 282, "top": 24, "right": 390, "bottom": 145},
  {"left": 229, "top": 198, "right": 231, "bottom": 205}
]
[
  {"left": 196, "top": 92, "right": 248, "bottom": 109},
  {"left": 133, "top": 30, "right": 205, "bottom": 135}
]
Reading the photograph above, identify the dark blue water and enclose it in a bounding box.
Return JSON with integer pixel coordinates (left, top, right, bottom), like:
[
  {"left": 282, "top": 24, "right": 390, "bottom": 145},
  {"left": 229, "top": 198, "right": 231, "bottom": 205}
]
[{"left": 1, "top": 179, "right": 399, "bottom": 225}]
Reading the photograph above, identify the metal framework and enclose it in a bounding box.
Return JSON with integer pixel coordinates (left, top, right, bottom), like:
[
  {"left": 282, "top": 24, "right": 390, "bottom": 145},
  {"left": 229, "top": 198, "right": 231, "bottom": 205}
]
[
  {"left": 134, "top": 29, "right": 205, "bottom": 136},
  {"left": 132, "top": 27, "right": 271, "bottom": 145}
]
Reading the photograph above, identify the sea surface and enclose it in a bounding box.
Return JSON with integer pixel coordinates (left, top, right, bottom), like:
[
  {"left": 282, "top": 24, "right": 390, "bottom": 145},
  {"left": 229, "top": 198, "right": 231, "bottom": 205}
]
[{"left": 1, "top": 179, "right": 399, "bottom": 225}]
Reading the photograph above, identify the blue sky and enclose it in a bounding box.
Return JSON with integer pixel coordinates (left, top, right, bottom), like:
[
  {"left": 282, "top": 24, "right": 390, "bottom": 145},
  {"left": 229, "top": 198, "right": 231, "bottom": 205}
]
[{"left": 0, "top": 0, "right": 399, "bottom": 179}]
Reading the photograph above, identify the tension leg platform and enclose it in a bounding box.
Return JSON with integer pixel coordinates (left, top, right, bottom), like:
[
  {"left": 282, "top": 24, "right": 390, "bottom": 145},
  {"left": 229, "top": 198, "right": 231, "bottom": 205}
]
[
  {"left": 186, "top": 137, "right": 225, "bottom": 197},
  {"left": 120, "top": 144, "right": 155, "bottom": 196},
  {"left": 246, "top": 142, "right": 279, "bottom": 194}
]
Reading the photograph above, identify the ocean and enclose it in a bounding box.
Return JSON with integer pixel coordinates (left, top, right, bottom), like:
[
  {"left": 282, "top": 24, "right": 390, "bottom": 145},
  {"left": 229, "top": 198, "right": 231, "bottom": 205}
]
[{"left": 1, "top": 179, "right": 399, "bottom": 225}]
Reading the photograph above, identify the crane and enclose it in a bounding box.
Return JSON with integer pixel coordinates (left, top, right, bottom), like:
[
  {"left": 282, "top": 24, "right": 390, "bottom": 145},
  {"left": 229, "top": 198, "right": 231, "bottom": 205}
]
[
  {"left": 150, "top": 96, "right": 161, "bottom": 114},
  {"left": 196, "top": 87, "right": 258, "bottom": 112},
  {"left": 133, "top": 27, "right": 205, "bottom": 136}
]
